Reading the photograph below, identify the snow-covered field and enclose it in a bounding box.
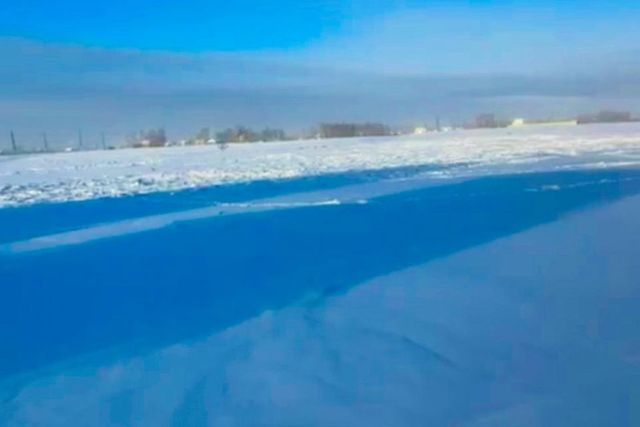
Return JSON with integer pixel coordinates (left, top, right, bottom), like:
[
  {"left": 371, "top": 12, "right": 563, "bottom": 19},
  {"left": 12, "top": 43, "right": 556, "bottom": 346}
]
[
  {"left": 3, "top": 191, "right": 640, "bottom": 427},
  {"left": 2, "top": 123, "right": 640, "bottom": 207}
]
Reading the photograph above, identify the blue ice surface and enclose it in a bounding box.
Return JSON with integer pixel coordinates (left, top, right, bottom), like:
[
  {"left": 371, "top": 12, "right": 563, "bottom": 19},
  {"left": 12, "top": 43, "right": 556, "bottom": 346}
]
[{"left": 1, "top": 167, "right": 640, "bottom": 380}]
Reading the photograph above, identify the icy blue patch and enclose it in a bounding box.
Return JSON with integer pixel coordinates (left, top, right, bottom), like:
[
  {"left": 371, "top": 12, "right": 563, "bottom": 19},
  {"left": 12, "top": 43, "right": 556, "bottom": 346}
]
[
  {"left": 2, "top": 187, "right": 640, "bottom": 426},
  {"left": 1, "top": 168, "right": 640, "bottom": 380}
]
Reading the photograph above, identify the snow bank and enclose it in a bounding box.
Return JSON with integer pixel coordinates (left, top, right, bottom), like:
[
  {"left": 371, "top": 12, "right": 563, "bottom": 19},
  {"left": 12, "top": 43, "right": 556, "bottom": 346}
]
[
  {"left": 3, "top": 194, "right": 639, "bottom": 426},
  {"left": 2, "top": 123, "right": 640, "bottom": 207}
]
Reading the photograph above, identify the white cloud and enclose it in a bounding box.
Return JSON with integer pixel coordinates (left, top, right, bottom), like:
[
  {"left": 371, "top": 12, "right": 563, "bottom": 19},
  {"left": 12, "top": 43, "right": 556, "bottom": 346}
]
[{"left": 290, "top": 5, "right": 640, "bottom": 75}]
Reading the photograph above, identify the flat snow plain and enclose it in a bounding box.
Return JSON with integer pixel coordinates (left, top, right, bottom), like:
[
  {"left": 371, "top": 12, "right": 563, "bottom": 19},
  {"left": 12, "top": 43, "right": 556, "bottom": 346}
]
[{"left": 2, "top": 123, "right": 640, "bottom": 207}]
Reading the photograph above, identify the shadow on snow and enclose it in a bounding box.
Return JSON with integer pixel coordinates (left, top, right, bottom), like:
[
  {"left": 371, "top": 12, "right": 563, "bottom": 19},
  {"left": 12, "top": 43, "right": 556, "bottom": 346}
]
[{"left": 1, "top": 168, "right": 640, "bottom": 378}]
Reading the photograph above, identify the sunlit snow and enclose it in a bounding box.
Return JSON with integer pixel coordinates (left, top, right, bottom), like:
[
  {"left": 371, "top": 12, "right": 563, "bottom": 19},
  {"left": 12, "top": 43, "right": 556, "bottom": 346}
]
[{"left": 2, "top": 123, "right": 640, "bottom": 207}]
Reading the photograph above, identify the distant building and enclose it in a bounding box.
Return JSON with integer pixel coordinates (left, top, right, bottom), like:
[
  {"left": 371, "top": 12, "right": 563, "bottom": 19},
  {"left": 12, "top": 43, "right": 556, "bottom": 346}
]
[
  {"left": 510, "top": 118, "right": 526, "bottom": 127},
  {"left": 129, "top": 128, "right": 167, "bottom": 148},
  {"left": 509, "top": 118, "right": 577, "bottom": 128},
  {"left": 413, "top": 126, "right": 428, "bottom": 135}
]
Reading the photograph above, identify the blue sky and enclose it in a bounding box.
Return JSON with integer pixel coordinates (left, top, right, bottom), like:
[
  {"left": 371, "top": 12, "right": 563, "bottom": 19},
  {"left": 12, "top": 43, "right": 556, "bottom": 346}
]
[
  {"left": 1, "top": 1, "right": 640, "bottom": 144},
  {"left": 3, "top": 1, "right": 639, "bottom": 55},
  {"left": 3, "top": 0, "right": 352, "bottom": 51}
]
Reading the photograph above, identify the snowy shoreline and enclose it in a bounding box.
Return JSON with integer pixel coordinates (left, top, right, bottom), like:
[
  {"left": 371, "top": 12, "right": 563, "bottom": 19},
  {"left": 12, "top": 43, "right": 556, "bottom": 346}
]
[{"left": 2, "top": 123, "right": 640, "bottom": 208}]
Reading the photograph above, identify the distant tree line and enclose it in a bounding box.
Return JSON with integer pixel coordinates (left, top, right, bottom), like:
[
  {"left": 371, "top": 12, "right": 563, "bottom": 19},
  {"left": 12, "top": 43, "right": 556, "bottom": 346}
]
[
  {"left": 318, "top": 122, "right": 391, "bottom": 139},
  {"left": 123, "top": 126, "right": 293, "bottom": 149},
  {"left": 127, "top": 128, "right": 167, "bottom": 147},
  {"left": 577, "top": 110, "right": 636, "bottom": 125},
  {"left": 215, "top": 126, "right": 287, "bottom": 143}
]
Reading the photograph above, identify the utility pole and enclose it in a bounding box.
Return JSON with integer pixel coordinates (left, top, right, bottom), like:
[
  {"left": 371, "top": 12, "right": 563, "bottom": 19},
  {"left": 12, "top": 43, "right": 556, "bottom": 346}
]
[
  {"left": 101, "top": 132, "right": 106, "bottom": 150},
  {"left": 42, "top": 132, "right": 49, "bottom": 152},
  {"left": 10, "top": 130, "right": 17, "bottom": 152},
  {"left": 78, "top": 130, "right": 83, "bottom": 149}
]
